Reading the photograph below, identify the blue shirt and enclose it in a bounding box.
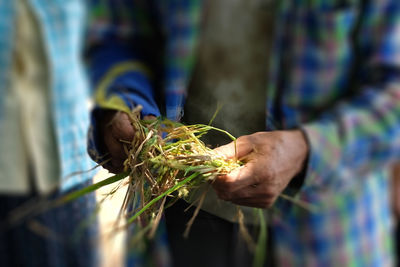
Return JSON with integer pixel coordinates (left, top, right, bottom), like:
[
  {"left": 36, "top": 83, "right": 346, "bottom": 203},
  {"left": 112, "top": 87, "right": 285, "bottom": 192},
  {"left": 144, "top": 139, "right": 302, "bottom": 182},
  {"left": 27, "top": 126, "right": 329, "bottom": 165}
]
[{"left": 87, "top": 0, "right": 400, "bottom": 266}]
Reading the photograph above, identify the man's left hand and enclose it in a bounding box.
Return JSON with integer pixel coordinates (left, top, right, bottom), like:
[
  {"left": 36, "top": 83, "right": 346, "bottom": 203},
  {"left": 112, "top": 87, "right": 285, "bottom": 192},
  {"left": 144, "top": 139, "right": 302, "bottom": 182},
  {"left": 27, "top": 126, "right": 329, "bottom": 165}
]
[{"left": 212, "top": 130, "right": 309, "bottom": 208}]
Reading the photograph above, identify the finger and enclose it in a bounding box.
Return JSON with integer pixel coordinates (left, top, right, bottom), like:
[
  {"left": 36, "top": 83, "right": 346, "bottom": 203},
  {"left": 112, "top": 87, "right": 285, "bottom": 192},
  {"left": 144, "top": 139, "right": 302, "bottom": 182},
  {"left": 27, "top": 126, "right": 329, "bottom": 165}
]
[
  {"left": 103, "top": 129, "right": 127, "bottom": 171},
  {"left": 231, "top": 197, "right": 276, "bottom": 209},
  {"left": 104, "top": 128, "right": 126, "bottom": 158},
  {"left": 105, "top": 162, "right": 125, "bottom": 174},
  {"left": 213, "top": 162, "right": 261, "bottom": 194},
  {"left": 109, "top": 112, "right": 136, "bottom": 141},
  {"left": 214, "top": 135, "right": 254, "bottom": 159},
  {"left": 227, "top": 184, "right": 274, "bottom": 201},
  {"left": 214, "top": 183, "right": 255, "bottom": 201}
]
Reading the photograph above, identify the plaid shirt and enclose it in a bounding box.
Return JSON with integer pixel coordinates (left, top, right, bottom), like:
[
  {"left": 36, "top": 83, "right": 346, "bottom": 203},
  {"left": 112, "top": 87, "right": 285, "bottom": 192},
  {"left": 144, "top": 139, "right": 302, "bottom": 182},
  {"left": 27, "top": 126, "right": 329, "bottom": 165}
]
[
  {"left": 0, "top": 0, "right": 95, "bottom": 192},
  {"left": 87, "top": 0, "right": 400, "bottom": 266}
]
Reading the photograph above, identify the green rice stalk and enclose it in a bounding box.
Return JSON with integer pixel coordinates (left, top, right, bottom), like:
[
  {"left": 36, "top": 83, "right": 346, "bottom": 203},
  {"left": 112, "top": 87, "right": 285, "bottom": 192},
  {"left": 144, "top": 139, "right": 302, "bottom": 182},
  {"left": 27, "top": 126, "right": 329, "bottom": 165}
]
[
  {"left": 253, "top": 209, "right": 267, "bottom": 267},
  {"left": 57, "top": 171, "right": 130, "bottom": 204}
]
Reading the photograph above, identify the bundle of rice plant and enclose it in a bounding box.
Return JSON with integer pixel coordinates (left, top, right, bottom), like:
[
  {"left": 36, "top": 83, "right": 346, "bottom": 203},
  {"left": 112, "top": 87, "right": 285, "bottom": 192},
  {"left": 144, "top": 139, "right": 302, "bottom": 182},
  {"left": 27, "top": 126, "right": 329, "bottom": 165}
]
[{"left": 117, "top": 105, "right": 243, "bottom": 237}]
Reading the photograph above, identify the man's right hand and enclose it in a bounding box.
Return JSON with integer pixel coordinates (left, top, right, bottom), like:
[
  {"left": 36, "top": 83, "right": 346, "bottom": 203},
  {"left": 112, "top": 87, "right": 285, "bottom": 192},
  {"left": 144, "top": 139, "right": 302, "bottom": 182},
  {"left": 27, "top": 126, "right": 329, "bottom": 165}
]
[{"left": 99, "top": 110, "right": 155, "bottom": 173}]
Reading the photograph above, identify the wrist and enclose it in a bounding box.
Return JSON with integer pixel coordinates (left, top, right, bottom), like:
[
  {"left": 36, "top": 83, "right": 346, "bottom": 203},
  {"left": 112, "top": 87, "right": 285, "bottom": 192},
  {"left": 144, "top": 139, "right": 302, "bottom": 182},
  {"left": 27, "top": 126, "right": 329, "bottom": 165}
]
[
  {"left": 295, "top": 129, "right": 309, "bottom": 169},
  {"left": 285, "top": 129, "right": 310, "bottom": 193}
]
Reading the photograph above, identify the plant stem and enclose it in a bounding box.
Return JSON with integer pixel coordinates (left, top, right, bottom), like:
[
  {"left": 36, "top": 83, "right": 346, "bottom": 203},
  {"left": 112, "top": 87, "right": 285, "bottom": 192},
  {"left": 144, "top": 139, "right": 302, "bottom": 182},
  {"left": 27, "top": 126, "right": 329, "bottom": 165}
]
[
  {"left": 253, "top": 209, "right": 267, "bottom": 267},
  {"left": 126, "top": 172, "right": 200, "bottom": 224},
  {"left": 58, "top": 171, "right": 130, "bottom": 204}
]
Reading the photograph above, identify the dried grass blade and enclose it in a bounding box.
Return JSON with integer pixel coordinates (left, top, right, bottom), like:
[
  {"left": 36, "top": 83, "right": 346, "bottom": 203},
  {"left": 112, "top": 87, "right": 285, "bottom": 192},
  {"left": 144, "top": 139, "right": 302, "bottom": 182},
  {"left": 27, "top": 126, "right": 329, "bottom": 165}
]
[
  {"left": 126, "top": 172, "right": 200, "bottom": 225},
  {"left": 183, "top": 187, "right": 207, "bottom": 238},
  {"left": 148, "top": 196, "right": 166, "bottom": 239}
]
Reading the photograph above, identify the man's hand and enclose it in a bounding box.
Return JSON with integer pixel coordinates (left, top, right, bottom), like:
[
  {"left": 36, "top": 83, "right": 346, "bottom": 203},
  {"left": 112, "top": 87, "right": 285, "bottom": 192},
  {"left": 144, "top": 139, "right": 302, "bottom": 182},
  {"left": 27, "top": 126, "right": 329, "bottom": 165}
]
[
  {"left": 99, "top": 110, "right": 155, "bottom": 173},
  {"left": 212, "top": 130, "right": 309, "bottom": 208}
]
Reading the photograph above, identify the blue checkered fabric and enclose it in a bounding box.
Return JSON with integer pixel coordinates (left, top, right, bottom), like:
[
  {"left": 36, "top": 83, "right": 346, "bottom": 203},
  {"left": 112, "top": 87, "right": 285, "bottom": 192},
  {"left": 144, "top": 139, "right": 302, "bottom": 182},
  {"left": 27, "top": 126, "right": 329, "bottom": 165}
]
[{"left": 0, "top": 0, "right": 96, "bottom": 192}]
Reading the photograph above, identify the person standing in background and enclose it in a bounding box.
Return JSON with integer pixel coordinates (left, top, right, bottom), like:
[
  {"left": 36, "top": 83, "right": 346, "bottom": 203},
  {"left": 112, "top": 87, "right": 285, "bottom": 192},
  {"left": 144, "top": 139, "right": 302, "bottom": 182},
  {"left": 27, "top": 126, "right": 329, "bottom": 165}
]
[{"left": 0, "top": 1, "right": 98, "bottom": 266}]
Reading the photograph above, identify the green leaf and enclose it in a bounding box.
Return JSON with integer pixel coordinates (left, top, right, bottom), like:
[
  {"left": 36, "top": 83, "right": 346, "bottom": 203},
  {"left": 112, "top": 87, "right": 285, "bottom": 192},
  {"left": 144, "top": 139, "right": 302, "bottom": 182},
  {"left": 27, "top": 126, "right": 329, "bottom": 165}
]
[
  {"left": 253, "top": 209, "right": 267, "bottom": 267},
  {"left": 57, "top": 171, "right": 130, "bottom": 204}
]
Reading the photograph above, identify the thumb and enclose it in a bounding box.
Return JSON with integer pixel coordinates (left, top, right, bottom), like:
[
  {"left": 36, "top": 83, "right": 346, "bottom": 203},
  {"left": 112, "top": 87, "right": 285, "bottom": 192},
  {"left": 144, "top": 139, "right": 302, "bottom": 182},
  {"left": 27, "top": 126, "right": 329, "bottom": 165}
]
[
  {"left": 214, "top": 142, "right": 237, "bottom": 159},
  {"left": 214, "top": 135, "right": 253, "bottom": 159}
]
